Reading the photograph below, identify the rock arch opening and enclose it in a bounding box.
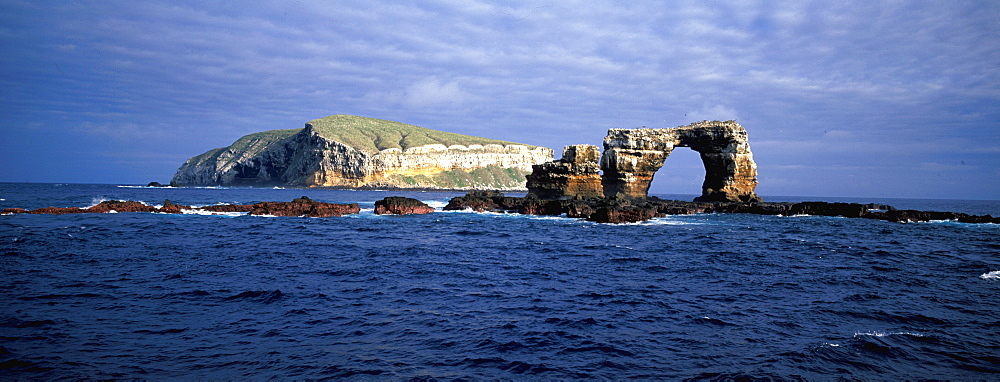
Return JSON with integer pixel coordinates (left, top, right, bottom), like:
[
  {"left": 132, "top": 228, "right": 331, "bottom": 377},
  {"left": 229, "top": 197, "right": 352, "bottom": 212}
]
[
  {"left": 646, "top": 147, "right": 704, "bottom": 197},
  {"left": 600, "top": 121, "right": 761, "bottom": 202}
]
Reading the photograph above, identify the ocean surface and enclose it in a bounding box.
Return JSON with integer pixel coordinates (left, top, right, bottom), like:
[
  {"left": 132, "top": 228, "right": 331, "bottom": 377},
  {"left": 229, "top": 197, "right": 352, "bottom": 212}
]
[{"left": 1, "top": 183, "right": 998, "bottom": 380}]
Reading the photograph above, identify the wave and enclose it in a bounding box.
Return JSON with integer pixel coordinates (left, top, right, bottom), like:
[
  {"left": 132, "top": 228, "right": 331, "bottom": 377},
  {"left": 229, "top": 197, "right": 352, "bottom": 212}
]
[
  {"left": 422, "top": 200, "right": 449, "bottom": 209},
  {"left": 179, "top": 209, "right": 247, "bottom": 217},
  {"left": 853, "top": 330, "right": 924, "bottom": 338},
  {"left": 85, "top": 197, "right": 111, "bottom": 208},
  {"left": 641, "top": 217, "right": 704, "bottom": 226},
  {"left": 980, "top": 270, "right": 1000, "bottom": 280}
]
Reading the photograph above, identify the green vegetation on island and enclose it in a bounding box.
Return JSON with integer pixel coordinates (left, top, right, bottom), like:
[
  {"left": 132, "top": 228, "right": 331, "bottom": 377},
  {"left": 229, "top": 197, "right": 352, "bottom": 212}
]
[
  {"left": 172, "top": 114, "right": 552, "bottom": 190},
  {"left": 307, "top": 114, "right": 533, "bottom": 154},
  {"left": 183, "top": 128, "right": 300, "bottom": 167}
]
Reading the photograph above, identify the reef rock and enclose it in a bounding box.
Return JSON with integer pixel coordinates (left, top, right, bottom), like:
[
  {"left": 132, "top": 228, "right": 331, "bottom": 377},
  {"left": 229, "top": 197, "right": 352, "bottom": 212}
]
[
  {"left": 374, "top": 197, "right": 435, "bottom": 215},
  {"left": 601, "top": 120, "right": 760, "bottom": 202},
  {"left": 441, "top": 191, "right": 1000, "bottom": 224},
  {"left": 87, "top": 200, "right": 158, "bottom": 213},
  {"left": 246, "top": 196, "right": 360, "bottom": 217},
  {"left": 526, "top": 144, "right": 604, "bottom": 200},
  {"left": 171, "top": 115, "right": 553, "bottom": 190}
]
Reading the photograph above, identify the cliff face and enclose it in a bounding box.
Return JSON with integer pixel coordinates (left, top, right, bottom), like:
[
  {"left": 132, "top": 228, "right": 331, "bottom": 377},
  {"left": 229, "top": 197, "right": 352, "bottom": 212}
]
[
  {"left": 526, "top": 144, "right": 604, "bottom": 200},
  {"left": 171, "top": 115, "right": 554, "bottom": 190}
]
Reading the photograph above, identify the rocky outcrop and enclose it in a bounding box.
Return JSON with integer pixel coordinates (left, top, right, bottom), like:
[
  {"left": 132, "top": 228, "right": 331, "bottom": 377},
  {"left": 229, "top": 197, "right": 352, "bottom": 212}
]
[
  {"left": 442, "top": 191, "right": 1000, "bottom": 224},
  {"left": 374, "top": 197, "right": 435, "bottom": 215},
  {"left": 601, "top": 120, "right": 760, "bottom": 202},
  {"left": 526, "top": 145, "right": 604, "bottom": 200},
  {"left": 3, "top": 197, "right": 360, "bottom": 218},
  {"left": 243, "top": 196, "right": 360, "bottom": 217},
  {"left": 171, "top": 115, "right": 554, "bottom": 190}
]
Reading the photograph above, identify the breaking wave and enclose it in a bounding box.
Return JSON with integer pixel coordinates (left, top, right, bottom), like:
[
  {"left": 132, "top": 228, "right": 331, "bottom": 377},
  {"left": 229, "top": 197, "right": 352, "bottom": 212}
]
[{"left": 980, "top": 270, "right": 1000, "bottom": 280}]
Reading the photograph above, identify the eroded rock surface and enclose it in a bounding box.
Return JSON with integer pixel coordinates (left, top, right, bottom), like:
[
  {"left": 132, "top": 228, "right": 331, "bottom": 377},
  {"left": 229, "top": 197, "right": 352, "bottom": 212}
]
[
  {"left": 526, "top": 144, "right": 604, "bottom": 200},
  {"left": 442, "top": 191, "right": 999, "bottom": 224},
  {"left": 601, "top": 120, "right": 760, "bottom": 202},
  {"left": 3, "top": 197, "right": 360, "bottom": 218},
  {"left": 246, "top": 196, "right": 360, "bottom": 217},
  {"left": 171, "top": 115, "right": 553, "bottom": 190},
  {"left": 374, "top": 197, "right": 435, "bottom": 215}
]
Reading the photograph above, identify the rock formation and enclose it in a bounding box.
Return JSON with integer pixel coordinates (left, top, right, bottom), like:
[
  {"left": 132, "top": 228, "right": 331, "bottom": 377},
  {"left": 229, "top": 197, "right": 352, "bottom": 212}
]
[
  {"left": 374, "top": 197, "right": 435, "bottom": 215},
  {"left": 601, "top": 120, "right": 760, "bottom": 202},
  {"left": 525, "top": 144, "right": 604, "bottom": 200},
  {"left": 2, "top": 198, "right": 360, "bottom": 218},
  {"left": 242, "top": 196, "right": 360, "bottom": 217},
  {"left": 442, "top": 191, "right": 1000, "bottom": 224},
  {"left": 171, "top": 115, "right": 554, "bottom": 190}
]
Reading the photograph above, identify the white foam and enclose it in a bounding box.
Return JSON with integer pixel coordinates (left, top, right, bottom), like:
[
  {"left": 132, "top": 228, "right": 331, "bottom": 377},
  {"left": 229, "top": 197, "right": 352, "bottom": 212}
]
[
  {"left": 853, "top": 331, "right": 923, "bottom": 338},
  {"left": 641, "top": 218, "right": 704, "bottom": 226},
  {"left": 980, "top": 270, "right": 1000, "bottom": 280},
  {"left": 85, "top": 197, "right": 111, "bottom": 208},
  {"left": 423, "top": 200, "right": 449, "bottom": 209},
  {"left": 180, "top": 209, "right": 247, "bottom": 217}
]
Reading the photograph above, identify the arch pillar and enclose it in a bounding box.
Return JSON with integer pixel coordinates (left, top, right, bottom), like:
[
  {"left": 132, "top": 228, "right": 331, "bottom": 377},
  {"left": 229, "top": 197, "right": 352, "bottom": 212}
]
[{"left": 600, "top": 121, "right": 760, "bottom": 202}]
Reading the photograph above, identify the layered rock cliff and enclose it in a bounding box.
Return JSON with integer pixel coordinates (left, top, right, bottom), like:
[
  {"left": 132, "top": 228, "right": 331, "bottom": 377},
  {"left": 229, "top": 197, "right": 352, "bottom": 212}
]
[
  {"left": 171, "top": 115, "right": 554, "bottom": 189},
  {"left": 526, "top": 144, "right": 604, "bottom": 200},
  {"left": 601, "top": 120, "right": 760, "bottom": 202}
]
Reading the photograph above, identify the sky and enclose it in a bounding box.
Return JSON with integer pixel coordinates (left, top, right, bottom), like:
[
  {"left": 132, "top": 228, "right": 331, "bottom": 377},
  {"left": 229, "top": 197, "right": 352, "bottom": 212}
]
[{"left": 1, "top": 1, "right": 998, "bottom": 199}]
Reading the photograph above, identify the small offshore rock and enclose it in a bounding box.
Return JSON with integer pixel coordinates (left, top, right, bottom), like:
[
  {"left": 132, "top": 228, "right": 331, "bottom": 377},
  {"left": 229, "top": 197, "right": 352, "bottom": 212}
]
[
  {"left": 374, "top": 197, "right": 434, "bottom": 215},
  {"left": 248, "top": 198, "right": 360, "bottom": 217},
  {"left": 158, "top": 200, "right": 191, "bottom": 214},
  {"left": 87, "top": 200, "right": 157, "bottom": 213},
  {"left": 444, "top": 190, "right": 506, "bottom": 212}
]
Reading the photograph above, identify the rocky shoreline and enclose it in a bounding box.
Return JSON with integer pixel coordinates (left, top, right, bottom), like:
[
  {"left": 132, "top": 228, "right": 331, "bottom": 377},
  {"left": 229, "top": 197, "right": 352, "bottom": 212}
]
[
  {"left": 3, "top": 192, "right": 996, "bottom": 224},
  {"left": 443, "top": 191, "right": 1000, "bottom": 224},
  {"left": 2, "top": 197, "right": 362, "bottom": 218}
]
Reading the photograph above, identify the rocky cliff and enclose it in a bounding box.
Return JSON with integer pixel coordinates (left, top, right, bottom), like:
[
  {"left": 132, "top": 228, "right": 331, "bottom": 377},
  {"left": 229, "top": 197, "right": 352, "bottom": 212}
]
[
  {"left": 525, "top": 144, "right": 604, "bottom": 200},
  {"left": 171, "top": 115, "right": 554, "bottom": 189},
  {"left": 601, "top": 120, "right": 760, "bottom": 202}
]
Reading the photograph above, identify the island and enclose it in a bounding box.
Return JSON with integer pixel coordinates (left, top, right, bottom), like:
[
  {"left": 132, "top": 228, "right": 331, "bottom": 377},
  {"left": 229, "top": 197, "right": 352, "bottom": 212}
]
[{"left": 170, "top": 115, "right": 554, "bottom": 190}]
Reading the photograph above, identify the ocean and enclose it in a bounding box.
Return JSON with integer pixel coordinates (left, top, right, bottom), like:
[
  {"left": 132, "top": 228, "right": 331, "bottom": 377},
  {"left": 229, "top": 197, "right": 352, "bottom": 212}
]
[{"left": 1, "top": 183, "right": 998, "bottom": 380}]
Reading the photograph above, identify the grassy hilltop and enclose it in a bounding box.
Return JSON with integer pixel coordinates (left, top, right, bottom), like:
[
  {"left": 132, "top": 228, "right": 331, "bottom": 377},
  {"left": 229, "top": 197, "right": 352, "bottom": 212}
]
[
  {"left": 174, "top": 115, "right": 549, "bottom": 189},
  {"left": 184, "top": 115, "right": 537, "bottom": 168},
  {"left": 307, "top": 114, "right": 532, "bottom": 153}
]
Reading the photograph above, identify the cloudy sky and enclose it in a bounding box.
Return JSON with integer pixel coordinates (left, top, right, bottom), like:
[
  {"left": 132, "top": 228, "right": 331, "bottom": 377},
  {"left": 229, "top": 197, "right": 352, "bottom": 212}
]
[{"left": 2, "top": 1, "right": 997, "bottom": 199}]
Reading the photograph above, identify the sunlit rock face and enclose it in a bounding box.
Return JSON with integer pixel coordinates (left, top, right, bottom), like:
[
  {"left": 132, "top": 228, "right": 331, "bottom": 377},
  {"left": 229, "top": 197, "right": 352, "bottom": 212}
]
[
  {"left": 171, "top": 120, "right": 554, "bottom": 190},
  {"left": 600, "top": 121, "right": 761, "bottom": 202},
  {"left": 525, "top": 144, "right": 604, "bottom": 200}
]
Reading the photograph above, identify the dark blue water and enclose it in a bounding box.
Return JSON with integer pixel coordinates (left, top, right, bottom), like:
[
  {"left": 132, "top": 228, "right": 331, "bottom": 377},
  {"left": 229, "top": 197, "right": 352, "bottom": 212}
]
[{"left": 2, "top": 183, "right": 998, "bottom": 379}]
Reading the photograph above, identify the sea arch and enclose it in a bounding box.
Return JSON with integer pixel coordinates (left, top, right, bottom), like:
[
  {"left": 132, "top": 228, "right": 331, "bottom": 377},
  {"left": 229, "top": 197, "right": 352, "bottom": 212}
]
[{"left": 599, "top": 120, "right": 761, "bottom": 202}]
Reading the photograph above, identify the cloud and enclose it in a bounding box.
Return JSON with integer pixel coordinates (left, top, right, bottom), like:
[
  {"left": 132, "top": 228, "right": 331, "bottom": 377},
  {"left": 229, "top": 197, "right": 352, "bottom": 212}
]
[
  {"left": 1, "top": 0, "right": 997, "bottom": 197},
  {"left": 402, "top": 78, "right": 472, "bottom": 108}
]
